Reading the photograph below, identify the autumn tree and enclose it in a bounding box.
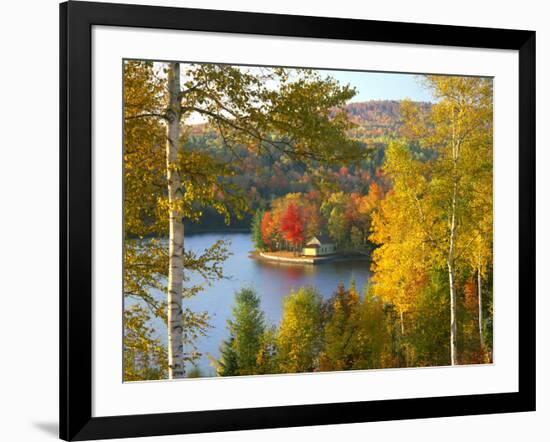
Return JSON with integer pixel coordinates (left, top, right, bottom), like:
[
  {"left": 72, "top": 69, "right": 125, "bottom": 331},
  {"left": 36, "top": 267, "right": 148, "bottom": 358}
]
[
  {"left": 321, "top": 192, "right": 346, "bottom": 245},
  {"left": 463, "top": 129, "right": 493, "bottom": 354},
  {"left": 405, "top": 271, "right": 451, "bottom": 367},
  {"left": 372, "top": 76, "right": 493, "bottom": 365},
  {"left": 277, "top": 287, "right": 323, "bottom": 373},
  {"left": 357, "top": 182, "right": 385, "bottom": 247},
  {"left": 124, "top": 61, "right": 234, "bottom": 380},
  {"left": 260, "top": 211, "right": 277, "bottom": 251},
  {"left": 279, "top": 201, "right": 305, "bottom": 254},
  {"left": 255, "top": 326, "right": 279, "bottom": 375},
  {"left": 123, "top": 304, "right": 168, "bottom": 381},
  {"left": 124, "top": 60, "right": 364, "bottom": 378},
  {"left": 370, "top": 150, "right": 430, "bottom": 339},
  {"left": 302, "top": 196, "right": 323, "bottom": 241},
  {"left": 321, "top": 284, "right": 361, "bottom": 370},
  {"left": 353, "top": 285, "right": 392, "bottom": 369}
]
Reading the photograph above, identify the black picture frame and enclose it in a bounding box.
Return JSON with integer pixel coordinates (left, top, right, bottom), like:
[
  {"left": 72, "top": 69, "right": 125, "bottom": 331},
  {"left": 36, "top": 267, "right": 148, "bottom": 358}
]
[{"left": 60, "top": 1, "right": 536, "bottom": 440}]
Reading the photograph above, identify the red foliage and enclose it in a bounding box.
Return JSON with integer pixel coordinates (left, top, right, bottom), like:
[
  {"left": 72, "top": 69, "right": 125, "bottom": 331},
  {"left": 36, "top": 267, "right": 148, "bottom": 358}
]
[
  {"left": 464, "top": 279, "right": 478, "bottom": 313},
  {"left": 279, "top": 202, "right": 305, "bottom": 249},
  {"left": 344, "top": 193, "right": 361, "bottom": 224},
  {"left": 260, "top": 211, "right": 276, "bottom": 251},
  {"left": 306, "top": 189, "right": 321, "bottom": 203},
  {"left": 339, "top": 166, "right": 349, "bottom": 176},
  {"left": 360, "top": 171, "right": 371, "bottom": 183},
  {"left": 367, "top": 182, "right": 384, "bottom": 201}
]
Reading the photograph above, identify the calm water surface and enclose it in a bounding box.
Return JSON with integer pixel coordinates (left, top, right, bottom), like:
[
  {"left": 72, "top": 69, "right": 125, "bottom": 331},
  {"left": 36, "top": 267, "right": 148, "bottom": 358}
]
[{"left": 136, "top": 232, "right": 371, "bottom": 376}]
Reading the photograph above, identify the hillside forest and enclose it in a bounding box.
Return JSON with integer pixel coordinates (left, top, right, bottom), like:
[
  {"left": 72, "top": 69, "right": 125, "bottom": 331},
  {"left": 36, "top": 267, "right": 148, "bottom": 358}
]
[{"left": 123, "top": 60, "right": 493, "bottom": 381}]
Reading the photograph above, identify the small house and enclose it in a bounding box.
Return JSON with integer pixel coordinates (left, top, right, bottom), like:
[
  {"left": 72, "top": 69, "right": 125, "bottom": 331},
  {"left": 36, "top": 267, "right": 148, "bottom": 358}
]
[{"left": 302, "top": 235, "right": 336, "bottom": 257}]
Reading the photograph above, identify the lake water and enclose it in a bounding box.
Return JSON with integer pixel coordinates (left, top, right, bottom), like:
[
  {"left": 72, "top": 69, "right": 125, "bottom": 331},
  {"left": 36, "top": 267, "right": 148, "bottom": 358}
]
[{"left": 135, "top": 232, "right": 371, "bottom": 376}]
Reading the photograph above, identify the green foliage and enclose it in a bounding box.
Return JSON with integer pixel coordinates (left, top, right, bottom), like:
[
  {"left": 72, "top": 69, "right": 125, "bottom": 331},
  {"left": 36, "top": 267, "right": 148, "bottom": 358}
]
[
  {"left": 327, "top": 206, "right": 346, "bottom": 246},
  {"left": 320, "top": 284, "right": 391, "bottom": 371},
  {"left": 353, "top": 286, "right": 392, "bottom": 369},
  {"left": 321, "top": 284, "right": 362, "bottom": 370},
  {"left": 124, "top": 60, "right": 494, "bottom": 379},
  {"left": 217, "top": 288, "right": 266, "bottom": 376},
  {"left": 277, "top": 287, "right": 323, "bottom": 373},
  {"left": 255, "top": 186, "right": 384, "bottom": 253},
  {"left": 255, "top": 326, "right": 279, "bottom": 375},
  {"left": 124, "top": 304, "right": 168, "bottom": 381},
  {"left": 217, "top": 336, "right": 239, "bottom": 377},
  {"left": 187, "top": 366, "right": 203, "bottom": 378},
  {"left": 405, "top": 271, "right": 451, "bottom": 367},
  {"left": 123, "top": 60, "right": 377, "bottom": 380},
  {"left": 251, "top": 209, "right": 266, "bottom": 251},
  {"left": 371, "top": 76, "right": 493, "bottom": 365}
]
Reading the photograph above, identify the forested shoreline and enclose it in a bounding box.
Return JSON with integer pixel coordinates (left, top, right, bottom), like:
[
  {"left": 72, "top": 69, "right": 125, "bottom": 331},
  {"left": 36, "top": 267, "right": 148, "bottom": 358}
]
[
  {"left": 213, "top": 276, "right": 489, "bottom": 378},
  {"left": 123, "top": 61, "right": 493, "bottom": 381}
]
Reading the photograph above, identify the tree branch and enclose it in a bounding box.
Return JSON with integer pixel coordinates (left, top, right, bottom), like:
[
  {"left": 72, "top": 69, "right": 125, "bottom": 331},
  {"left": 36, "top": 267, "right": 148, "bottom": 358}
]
[{"left": 125, "top": 112, "right": 166, "bottom": 121}]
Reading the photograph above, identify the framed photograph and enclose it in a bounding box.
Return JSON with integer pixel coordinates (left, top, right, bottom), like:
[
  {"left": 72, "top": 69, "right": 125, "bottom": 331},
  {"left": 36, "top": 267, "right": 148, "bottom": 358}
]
[{"left": 60, "top": 1, "right": 536, "bottom": 440}]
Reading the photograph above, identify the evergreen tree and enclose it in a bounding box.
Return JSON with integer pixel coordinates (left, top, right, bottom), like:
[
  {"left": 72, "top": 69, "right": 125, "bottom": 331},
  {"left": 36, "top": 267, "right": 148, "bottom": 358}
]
[
  {"left": 217, "top": 336, "right": 239, "bottom": 377},
  {"left": 187, "top": 366, "right": 203, "bottom": 378},
  {"left": 218, "top": 288, "right": 266, "bottom": 376}
]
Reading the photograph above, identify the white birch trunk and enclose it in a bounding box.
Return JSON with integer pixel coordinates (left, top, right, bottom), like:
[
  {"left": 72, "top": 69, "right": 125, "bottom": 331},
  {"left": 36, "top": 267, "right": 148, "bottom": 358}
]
[
  {"left": 166, "top": 62, "right": 185, "bottom": 379},
  {"left": 448, "top": 259, "right": 458, "bottom": 366},
  {"left": 447, "top": 109, "right": 460, "bottom": 367},
  {"left": 447, "top": 179, "right": 459, "bottom": 366}
]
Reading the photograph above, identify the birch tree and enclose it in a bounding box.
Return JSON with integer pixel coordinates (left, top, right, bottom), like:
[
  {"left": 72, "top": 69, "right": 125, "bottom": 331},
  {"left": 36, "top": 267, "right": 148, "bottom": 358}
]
[
  {"left": 422, "top": 76, "right": 493, "bottom": 364},
  {"left": 464, "top": 124, "right": 493, "bottom": 353},
  {"left": 165, "top": 62, "right": 186, "bottom": 378},
  {"left": 124, "top": 61, "right": 244, "bottom": 379},
  {"left": 372, "top": 76, "right": 493, "bottom": 365},
  {"left": 124, "top": 61, "right": 364, "bottom": 379}
]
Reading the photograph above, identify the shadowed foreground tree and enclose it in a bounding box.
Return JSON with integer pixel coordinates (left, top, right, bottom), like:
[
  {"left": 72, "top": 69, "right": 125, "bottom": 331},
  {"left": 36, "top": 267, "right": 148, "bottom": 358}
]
[
  {"left": 124, "top": 60, "right": 364, "bottom": 379},
  {"left": 320, "top": 283, "right": 361, "bottom": 371}
]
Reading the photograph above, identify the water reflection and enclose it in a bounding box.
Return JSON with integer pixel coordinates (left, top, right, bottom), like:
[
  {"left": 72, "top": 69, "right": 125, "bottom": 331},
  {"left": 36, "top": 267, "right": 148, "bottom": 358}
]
[{"left": 130, "top": 232, "right": 371, "bottom": 375}]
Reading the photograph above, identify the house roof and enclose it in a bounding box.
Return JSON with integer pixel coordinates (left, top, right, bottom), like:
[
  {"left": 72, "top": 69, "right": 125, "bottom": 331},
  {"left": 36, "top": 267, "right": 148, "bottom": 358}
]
[{"left": 307, "top": 234, "right": 334, "bottom": 245}]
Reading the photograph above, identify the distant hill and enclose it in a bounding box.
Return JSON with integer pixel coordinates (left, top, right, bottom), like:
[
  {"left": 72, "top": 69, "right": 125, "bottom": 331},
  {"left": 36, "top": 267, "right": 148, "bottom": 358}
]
[
  {"left": 345, "top": 100, "right": 431, "bottom": 127},
  {"left": 182, "top": 99, "right": 431, "bottom": 233},
  {"left": 189, "top": 100, "right": 430, "bottom": 132}
]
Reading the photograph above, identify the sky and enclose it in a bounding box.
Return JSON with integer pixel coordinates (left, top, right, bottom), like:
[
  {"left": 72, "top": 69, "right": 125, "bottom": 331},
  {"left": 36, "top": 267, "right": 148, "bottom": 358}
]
[
  {"left": 322, "top": 70, "right": 435, "bottom": 103},
  {"left": 151, "top": 60, "right": 435, "bottom": 104},
  {"left": 167, "top": 62, "right": 436, "bottom": 124}
]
